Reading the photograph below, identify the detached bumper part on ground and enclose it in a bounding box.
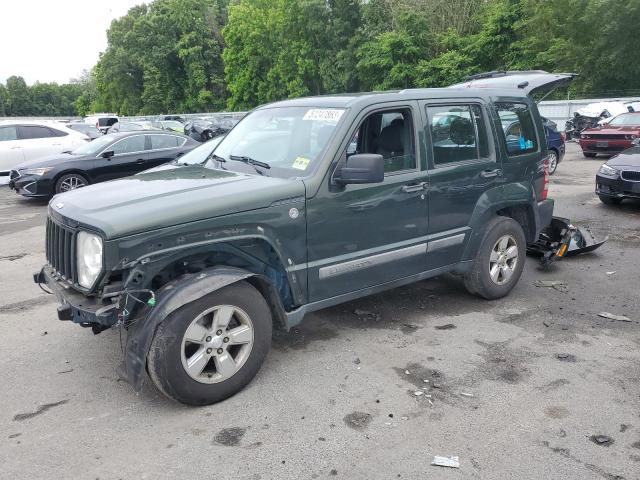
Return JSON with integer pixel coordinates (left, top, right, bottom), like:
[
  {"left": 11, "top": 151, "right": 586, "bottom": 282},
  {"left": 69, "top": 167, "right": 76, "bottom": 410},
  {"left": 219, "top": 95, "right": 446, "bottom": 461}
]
[{"left": 526, "top": 216, "right": 607, "bottom": 266}]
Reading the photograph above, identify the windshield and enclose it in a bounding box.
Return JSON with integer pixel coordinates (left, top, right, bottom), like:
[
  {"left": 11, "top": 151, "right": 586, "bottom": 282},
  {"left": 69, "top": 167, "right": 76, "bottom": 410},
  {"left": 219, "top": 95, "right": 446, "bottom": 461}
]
[
  {"left": 179, "top": 136, "right": 224, "bottom": 165},
  {"left": 608, "top": 113, "right": 640, "bottom": 127},
  {"left": 212, "top": 106, "right": 344, "bottom": 177},
  {"left": 71, "top": 135, "right": 114, "bottom": 156}
]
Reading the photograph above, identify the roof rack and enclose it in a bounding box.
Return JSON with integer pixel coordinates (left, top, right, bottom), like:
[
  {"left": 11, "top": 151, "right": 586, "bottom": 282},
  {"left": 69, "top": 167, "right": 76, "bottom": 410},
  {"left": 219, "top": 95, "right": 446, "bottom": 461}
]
[{"left": 463, "top": 70, "right": 550, "bottom": 82}]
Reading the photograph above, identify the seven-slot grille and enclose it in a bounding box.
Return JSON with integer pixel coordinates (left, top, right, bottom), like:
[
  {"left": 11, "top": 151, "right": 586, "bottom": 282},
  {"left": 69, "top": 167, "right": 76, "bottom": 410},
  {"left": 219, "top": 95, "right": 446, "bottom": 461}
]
[
  {"left": 46, "top": 217, "right": 76, "bottom": 282},
  {"left": 621, "top": 170, "right": 640, "bottom": 182}
]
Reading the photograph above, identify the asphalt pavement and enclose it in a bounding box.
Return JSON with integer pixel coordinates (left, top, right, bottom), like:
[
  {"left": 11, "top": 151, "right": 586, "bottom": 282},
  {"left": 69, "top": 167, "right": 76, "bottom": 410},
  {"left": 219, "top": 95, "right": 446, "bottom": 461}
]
[{"left": 1, "top": 143, "right": 639, "bottom": 480}]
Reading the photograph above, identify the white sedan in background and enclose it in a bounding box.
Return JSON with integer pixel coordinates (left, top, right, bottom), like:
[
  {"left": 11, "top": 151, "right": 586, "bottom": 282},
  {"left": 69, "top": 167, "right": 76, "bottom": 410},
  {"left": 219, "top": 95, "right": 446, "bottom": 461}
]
[{"left": 0, "top": 120, "right": 89, "bottom": 184}]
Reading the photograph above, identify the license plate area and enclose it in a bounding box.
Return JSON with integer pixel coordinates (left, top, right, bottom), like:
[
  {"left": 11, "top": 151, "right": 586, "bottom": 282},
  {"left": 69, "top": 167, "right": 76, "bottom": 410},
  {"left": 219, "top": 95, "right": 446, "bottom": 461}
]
[{"left": 596, "top": 141, "right": 608, "bottom": 148}]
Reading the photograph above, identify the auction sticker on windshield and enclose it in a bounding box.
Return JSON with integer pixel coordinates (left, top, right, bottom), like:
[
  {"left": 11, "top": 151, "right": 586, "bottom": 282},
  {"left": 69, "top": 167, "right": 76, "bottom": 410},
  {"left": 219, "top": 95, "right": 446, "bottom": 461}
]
[
  {"left": 303, "top": 109, "right": 344, "bottom": 123},
  {"left": 292, "top": 156, "right": 311, "bottom": 170}
]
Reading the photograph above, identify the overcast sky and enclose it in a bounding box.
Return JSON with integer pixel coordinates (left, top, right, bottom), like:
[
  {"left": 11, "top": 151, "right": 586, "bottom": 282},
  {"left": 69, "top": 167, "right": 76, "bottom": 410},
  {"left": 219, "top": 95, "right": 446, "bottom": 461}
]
[{"left": 0, "top": 0, "right": 145, "bottom": 85}]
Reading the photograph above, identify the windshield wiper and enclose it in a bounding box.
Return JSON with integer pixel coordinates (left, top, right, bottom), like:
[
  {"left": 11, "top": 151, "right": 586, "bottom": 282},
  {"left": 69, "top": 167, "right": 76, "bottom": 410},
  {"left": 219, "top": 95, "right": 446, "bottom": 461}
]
[{"left": 229, "top": 154, "right": 271, "bottom": 175}]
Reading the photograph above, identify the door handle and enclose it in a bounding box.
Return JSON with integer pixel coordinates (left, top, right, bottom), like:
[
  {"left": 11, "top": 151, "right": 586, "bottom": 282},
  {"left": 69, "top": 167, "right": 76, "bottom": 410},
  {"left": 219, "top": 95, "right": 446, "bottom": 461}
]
[
  {"left": 401, "top": 182, "right": 428, "bottom": 193},
  {"left": 136, "top": 159, "right": 145, "bottom": 164},
  {"left": 480, "top": 169, "right": 502, "bottom": 178}
]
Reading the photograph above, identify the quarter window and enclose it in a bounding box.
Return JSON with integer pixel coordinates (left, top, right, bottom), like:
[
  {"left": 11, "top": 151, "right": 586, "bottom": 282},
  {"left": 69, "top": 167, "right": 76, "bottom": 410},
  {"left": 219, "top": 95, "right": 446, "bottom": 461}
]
[
  {"left": 427, "top": 104, "right": 490, "bottom": 166},
  {"left": 496, "top": 102, "right": 539, "bottom": 156},
  {"left": 111, "top": 135, "right": 146, "bottom": 155},
  {"left": 347, "top": 108, "right": 416, "bottom": 174},
  {"left": 149, "top": 134, "right": 185, "bottom": 150},
  {"left": 18, "top": 125, "right": 56, "bottom": 140},
  {"left": 0, "top": 126, "right": 18, "bottom": 141}
]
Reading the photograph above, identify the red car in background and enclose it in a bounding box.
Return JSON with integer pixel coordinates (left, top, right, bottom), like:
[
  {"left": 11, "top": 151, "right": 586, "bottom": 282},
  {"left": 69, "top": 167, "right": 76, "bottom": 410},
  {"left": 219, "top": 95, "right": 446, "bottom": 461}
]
[{"left": 578, "top": 112, "right": 640, "bottom": 157}]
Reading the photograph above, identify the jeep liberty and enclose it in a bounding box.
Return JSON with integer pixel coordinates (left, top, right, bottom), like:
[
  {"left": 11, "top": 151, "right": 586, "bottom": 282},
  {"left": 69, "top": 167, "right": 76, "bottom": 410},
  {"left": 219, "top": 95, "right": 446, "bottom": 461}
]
[{"left": 36, "top": 71, "right": 574, "bottom": 405}]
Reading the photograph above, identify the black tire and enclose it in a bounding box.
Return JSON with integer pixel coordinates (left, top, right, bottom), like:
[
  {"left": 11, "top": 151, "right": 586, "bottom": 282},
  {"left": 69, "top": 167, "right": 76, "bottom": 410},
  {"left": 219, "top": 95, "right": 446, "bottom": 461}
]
[
  {"left": 55, "top": 173, "right": 89, "bottom": 194},
  {"left": 548, "top": 150, "right": 559, "bottom": 175},
  {"left": 463, "top": 216, "right": 526, "bottom": 300},
  {"left": 583, "top": 152, "right": 597, "bottom": 158},
  {"left": 599, "top": 195, "right": 622, "bottom": 205},
  {"left": 147, "top": 281, "right": 272, "bottom": 406}
]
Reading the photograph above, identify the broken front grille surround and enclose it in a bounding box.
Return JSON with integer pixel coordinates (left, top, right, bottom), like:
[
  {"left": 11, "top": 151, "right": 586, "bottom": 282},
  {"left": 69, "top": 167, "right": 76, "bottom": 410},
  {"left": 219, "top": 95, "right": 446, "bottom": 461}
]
[{"left": 46, "top": 217, "right": 76, "bottom": 283}]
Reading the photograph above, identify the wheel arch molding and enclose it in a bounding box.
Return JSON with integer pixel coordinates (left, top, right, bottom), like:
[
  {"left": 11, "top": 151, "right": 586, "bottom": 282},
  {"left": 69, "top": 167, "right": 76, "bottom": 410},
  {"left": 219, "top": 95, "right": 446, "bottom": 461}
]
[{"left": 122, "top": 265, "right": 285, "bottom": 391}]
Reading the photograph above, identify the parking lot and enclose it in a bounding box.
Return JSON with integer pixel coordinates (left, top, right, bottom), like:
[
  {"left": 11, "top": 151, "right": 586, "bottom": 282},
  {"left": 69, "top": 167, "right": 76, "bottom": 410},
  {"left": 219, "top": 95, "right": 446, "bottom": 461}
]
[{"left": 1, "top": 142, "right": 639, "bottom": 479}]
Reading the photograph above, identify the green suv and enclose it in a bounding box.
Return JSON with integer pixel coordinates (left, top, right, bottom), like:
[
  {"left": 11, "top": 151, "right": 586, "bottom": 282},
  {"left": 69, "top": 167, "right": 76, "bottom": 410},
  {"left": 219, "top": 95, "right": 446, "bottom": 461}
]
[{"left": 36, "top": 71, "right": 572, "bottom": 405}]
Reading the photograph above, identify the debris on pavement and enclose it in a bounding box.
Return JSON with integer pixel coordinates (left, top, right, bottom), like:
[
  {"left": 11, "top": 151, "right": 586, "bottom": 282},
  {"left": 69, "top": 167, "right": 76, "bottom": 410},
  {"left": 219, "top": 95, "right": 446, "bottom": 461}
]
[
  {"left": 431, "top": 456, "right": 460, "bottom": 468},
  {"left": 598, "top": 312, "right": 632, "bottom": 322},
  {"left": 534, "top": 280, "right": 568, "bottom": 292},
  {"left": 459, "top": 392, "right": 474, "bottom": 397},
  {"left": 353, "top": 309, "right": 380, "bottom": 320},
  {"left": 543, "top": 321, "right": 551, "bottom": 327},
  {"left": 606, "top": 271, "right": 616, "bottom": 276},
  {"left": 527, "top": 216, "right": 607, "bottom": 266},
  {"left": 413, "top": 391, "right": 424, "bottom": 396},
  {"left": 556, "top": 353, "right": 577, "bottom": 362},
  {"left": 589, "top": 435, "right": 614, "bottom": 446},
  {"left": 435, "top": 324, "right": 456, "bottom": 330}
]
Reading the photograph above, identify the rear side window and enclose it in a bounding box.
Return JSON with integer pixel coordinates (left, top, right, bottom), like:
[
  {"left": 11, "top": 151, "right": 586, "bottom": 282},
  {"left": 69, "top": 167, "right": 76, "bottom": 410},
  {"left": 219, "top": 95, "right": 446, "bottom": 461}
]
[
  {"left": 111, "top": 135, "right": 146, "bottom": 155},
  {"left": 98, "top": 118, "right": 118, "bottom": 127},
  {"left": 496, "top": 103, "right": 539, "bottom": 155},
  {"left": 18, "top": 125, "right": 56, "bottom": 140},
  {"left": 0, "top": 126, "right": 18, "bottom": 141},
  {"left": 48, "top": 127, "right": 68, "bottom": 137},
  {"left": 149, "top": 134, "right": 184, "bottom": 150},
  {"left": 427, "top": 104, "right": 490, "bottom": 166}
]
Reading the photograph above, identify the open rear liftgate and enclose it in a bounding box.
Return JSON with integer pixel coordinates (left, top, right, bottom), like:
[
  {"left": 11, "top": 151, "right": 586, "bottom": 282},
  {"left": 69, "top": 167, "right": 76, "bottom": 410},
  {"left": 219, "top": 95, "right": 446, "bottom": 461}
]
[{"left": 527, "top": 216, "right": 607, "bottom": 266}]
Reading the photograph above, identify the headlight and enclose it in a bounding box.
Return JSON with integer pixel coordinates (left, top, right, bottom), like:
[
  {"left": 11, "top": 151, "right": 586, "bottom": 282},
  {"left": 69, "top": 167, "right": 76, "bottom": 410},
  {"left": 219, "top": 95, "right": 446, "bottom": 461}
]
[
  {"left": 76, "top": 231, "right": 103, "bottom": 289},
  {"left": 598, "top": 164, "right": 619, "bottom": 176},
  {"left": 625, "top": 134, "right": 638, "bottom": 140},
  {"left": 22, "top": 167, "right": 53, "bottom": 176}
]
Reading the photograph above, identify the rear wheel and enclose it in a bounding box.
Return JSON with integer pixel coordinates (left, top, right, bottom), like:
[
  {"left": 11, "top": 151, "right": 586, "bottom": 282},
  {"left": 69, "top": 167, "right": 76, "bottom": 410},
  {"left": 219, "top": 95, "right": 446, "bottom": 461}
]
[
  {"left": 464, "top": 217, "right": 526, "bottom": 300},
  {"left": 55, "top": 173, "right": 89, "bottom": 194},
  {"left": 147, "top": 281, "right": 272, "bottom": 406},
  {"left": 548, "top": 150, "right": 559, "bottom": 175},
  {"left": 583, "top": 152, "right": 597, "bottom": 158},
  {"left": 599, "top": 195, "right": 622, "bottom": 205}
]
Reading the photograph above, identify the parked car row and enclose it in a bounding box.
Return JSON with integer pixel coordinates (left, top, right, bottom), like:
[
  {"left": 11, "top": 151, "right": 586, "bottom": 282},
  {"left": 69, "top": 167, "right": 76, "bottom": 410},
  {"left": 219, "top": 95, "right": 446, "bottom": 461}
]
[
  {"left": 0, "top": 120, "right": 90, "bottom": 184},
  {"left": 8, "top": 131, "right": 199, "bottom": 196}
]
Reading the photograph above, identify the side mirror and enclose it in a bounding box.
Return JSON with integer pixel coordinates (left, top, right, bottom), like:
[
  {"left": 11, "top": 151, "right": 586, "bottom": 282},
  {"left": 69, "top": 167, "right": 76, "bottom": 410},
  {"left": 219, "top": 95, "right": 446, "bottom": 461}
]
[
  {"left": 335, "top": 153, "right": 384, "bottom": 185},
  {"left": 101, "top": 150, "right": 115, "bottom": 159}
]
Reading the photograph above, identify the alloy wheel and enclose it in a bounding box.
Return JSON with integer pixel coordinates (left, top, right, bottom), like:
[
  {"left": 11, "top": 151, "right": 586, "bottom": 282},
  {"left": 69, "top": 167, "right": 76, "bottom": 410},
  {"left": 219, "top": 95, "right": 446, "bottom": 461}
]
[
  {"left": 489, "top": 235, "right": 518, "bottom": 285},
  {"left": 59, "top": 175, "right": 87, "bottom": 192},
  {"left": 180, "top": 304, "right": 254, "bottom": 384}
]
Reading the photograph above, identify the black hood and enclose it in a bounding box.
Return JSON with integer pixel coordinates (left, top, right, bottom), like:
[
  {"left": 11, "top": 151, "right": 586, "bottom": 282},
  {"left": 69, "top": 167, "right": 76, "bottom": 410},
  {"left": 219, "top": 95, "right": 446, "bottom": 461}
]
[{"left": 15, "top": 152, "right": 88, "bottom": 170}]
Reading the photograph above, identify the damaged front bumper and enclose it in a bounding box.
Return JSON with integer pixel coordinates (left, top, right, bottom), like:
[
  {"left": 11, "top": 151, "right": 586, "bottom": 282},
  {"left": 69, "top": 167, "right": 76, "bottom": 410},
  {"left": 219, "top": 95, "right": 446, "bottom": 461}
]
[
  {"left": 526, "top": 216, "right": 607, "bottom": 266},
  {"left": 34, "top": 266, "right": 119, "bottom": 328}
]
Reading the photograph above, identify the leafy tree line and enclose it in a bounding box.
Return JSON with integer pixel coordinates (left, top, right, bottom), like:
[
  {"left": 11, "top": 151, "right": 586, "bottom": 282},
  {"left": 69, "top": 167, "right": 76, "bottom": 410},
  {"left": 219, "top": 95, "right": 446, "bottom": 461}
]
[
  {"left": 2, "top": 0, "right": 640, "bottom": 117},
  {"left": 0, "top": 75, "right": 87, "bottom": 117}
]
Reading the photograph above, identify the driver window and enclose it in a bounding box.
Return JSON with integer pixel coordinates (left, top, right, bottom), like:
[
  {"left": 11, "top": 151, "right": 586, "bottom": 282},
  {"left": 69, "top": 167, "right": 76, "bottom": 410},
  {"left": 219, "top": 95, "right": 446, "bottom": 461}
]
[
  {"left": 347, "top": 108, "right": 416, "bottom": 174},
  {"left": 427, "top": 104, "right": 489, "bottom": 166},
  {"left": 111, "top": 135, "right": 146, "bottom": 155}
]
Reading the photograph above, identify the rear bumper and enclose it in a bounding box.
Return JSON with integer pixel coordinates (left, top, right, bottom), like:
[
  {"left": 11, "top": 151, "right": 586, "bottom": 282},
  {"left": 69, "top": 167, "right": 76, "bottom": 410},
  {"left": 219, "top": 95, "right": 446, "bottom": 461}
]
[
  {"left": 536, "top": 198, "right": 555, "bottom": 235},
  {"left": 596, "top": 173, "right": 640, "bottom": 199},
  {"left": 35, "top": 266, "right": 118, "bottom": 326}
]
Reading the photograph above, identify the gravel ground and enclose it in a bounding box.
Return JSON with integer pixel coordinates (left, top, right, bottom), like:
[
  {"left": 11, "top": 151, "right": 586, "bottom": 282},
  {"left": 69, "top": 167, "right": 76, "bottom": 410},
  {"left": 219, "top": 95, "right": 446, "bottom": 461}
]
[{"left": 1, "top": 143, "right": 639, "bottom": 480}]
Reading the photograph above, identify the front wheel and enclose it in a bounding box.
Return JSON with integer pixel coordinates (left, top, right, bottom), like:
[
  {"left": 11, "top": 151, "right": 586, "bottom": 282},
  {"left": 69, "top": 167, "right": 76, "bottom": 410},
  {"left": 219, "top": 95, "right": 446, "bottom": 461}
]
[
  {"left": 464, "top": 217, "right": 526, "bottom": 300},
  {"left": 147, "top": 281, "right": 272, "bottom": 405},
  {"left": 55, "top": 173, "right": 89, "bottom": 194}
]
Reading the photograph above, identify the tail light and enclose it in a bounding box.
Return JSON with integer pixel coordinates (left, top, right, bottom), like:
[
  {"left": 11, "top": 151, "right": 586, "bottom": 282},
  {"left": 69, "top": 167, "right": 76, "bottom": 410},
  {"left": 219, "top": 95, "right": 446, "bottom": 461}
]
[
  {"left": 561, "top": 132, "right": 567, "bottom": 142},
  {"left": 541, "top": 157, "right": 550, "bottom": 200}
]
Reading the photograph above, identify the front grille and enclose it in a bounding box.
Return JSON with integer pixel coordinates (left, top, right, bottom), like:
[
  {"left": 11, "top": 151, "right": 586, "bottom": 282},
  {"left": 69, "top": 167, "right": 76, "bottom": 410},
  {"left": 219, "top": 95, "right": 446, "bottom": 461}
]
[
  {"left": 9, "top": 170, "right": 20, "bottom": 180},
  {"left": 588, "top": 134, "right": 628, "bottom": 140},
  {"left": 621, "top": 170, "right": 640, "bottom": 182},
  {"left": 46, "top": 217, "right": 76, "bottom": 282}
]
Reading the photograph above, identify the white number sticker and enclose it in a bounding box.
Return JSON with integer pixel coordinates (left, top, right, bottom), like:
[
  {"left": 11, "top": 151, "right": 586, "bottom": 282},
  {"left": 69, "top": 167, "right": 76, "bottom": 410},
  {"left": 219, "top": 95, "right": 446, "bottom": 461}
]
[{"left": 303, "top": 109, "right": 344, "bottom": 123}]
